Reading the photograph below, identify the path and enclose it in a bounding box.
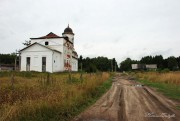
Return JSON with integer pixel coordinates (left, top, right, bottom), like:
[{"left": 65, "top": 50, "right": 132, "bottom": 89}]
[{"left": 73, "top": 73, "right": 180, "bottom": 121}]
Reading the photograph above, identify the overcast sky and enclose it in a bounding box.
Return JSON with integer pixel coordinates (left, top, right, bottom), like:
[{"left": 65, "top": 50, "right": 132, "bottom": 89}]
[{"left": 0, "top": 0, "right": 180, "bottom": 63}]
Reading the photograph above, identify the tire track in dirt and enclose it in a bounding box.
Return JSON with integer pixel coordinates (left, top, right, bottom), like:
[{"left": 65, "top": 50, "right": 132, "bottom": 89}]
[
  {"left": 118, "top": 87, "right": 127, "bottom": 121},
  {"left": 73, "top": 73, "right": 180, "bottom": 121}
]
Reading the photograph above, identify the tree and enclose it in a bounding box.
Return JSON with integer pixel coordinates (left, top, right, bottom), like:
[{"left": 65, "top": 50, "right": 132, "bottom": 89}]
[
  {"left": 23, "top": 40, "right": 31, "bottom": 46},
  {"left": 167, "top": 56, "right": 178, "bottom": 70},
  {"left": 140, "top": 56, "right": 153, "bottom": 64},
  {"left": 153, "top": 55, "right": 164, "bottom": 69},
  {"left": 94, "top": 57, "right": 111, "bottom": 71},
  {"left": 78, "top": 55, "right": 83, "bottom": 70},
  {"left": 176, "top": 56, "right": 180, "bottom": 69},
  {"left": 120, "top": 58, "right": 132, "bottom": 71},
  {"left": 0, "top": 54, "right": 16, "bottom": 64},
  {"left": 77, "top": 56, "right": 118, "bottom": 72}
]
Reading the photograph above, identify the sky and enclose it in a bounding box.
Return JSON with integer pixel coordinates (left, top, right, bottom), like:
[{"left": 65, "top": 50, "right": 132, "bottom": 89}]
[{"left": 0, "top": 0, "right": 180, "bottom": 63}]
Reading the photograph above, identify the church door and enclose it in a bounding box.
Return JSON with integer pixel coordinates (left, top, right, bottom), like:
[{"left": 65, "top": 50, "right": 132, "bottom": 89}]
[
  {"left": 26, "top": 57, "right": 30, "bottom": 71},
  {"left": 42, "top": 57, "right": 46, "bottom": 72}
]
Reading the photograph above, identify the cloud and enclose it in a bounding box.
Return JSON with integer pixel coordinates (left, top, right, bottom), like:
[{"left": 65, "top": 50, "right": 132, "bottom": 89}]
[{"left": 0, "top": 0, "right": 180, "bottom": 63}]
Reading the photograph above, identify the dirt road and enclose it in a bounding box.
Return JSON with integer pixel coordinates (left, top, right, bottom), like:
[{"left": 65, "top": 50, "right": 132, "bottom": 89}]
[{"left": 73, "top": 73, "right": 180, "bottom": 121}]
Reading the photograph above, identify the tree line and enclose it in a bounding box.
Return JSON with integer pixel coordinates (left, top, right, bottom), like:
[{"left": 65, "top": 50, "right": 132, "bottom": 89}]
[
  {"left": 120, "top": 55, "right": 180, "bottom": 71},
  {"left": 78, "top": 56, "right": 118, "bottom": 72},
  {"left": 0, "top": 53, "right": 17, "bottom": 65}
]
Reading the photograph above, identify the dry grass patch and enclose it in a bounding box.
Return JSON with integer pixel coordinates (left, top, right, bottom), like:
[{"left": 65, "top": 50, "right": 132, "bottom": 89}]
[
  {"left": 0, "top": 72, "right": 112, "bottom": 121},
  {"left": 133, "top": 71, "right": 180, "bottom": 101},
  {"left": 135, "top": 71, "right": 180, "bottom": 85}
]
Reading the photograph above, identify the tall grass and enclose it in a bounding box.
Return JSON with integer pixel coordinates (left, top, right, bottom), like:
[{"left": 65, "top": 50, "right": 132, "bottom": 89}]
[
  {"left": 0, "top": 72, "right": 112, "bottom": 121},
  {"left": 135, "top": 71, "right": 180, "bottom": 85},
  {"left": 133, "top": 71, "right": 180, "bottom": 101}
]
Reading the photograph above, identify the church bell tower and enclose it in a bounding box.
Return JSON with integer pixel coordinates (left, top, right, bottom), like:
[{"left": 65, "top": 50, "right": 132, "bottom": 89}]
[{"left": 62, "top": 24, "right": 74, "bottom": 43}]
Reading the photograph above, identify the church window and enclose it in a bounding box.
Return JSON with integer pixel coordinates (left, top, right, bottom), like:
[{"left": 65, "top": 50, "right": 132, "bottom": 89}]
[{"left": 45, "top": 41, "right": 49, "bottom": 45}]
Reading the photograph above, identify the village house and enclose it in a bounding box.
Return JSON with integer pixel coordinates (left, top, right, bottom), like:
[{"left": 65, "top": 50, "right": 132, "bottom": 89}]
[
  {"left": 145, "top": 64, "right": 157, "bottom": 70},
  {"left": 0, "top": 64, "right": 14, "bottom": 71},
  {"left": 131, "top": 64, "right": 157, "bottom": 70},
  {"left": 19, "top": 25, "right": 78, "bottom": 73}
]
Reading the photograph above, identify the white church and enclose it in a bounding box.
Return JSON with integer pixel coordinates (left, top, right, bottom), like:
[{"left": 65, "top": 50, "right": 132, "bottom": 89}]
[{"left": 19, "top": 25, "right": 78, "bottom": 73}]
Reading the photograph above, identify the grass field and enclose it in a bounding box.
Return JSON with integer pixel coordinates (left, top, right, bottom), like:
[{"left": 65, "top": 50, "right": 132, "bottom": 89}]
[
  {"left": 135, "top": 71, "right": 180, "bottom": 85},
  {"left": 0, "top": 71, "right": 112, "bottom": 121},
  {"left": 133, "top": 71, "right": 180, "bottom": 108}
]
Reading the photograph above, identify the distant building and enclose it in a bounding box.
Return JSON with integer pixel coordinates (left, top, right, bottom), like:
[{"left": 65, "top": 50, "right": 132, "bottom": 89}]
[
  {"left": 0, "top": 64, "right": 14, "bottom": 71},
  {"left": 145, "top": 64, "right": 157, "bottom": 70},
  {"left": 131, "top": 64, "right": 146, "bottom": 70},
  {"left": 131, "top": 64, "right": 157, "bottom": 70},
  {"left": 19, "top": 25, "right": 78, "bottom": 73}
]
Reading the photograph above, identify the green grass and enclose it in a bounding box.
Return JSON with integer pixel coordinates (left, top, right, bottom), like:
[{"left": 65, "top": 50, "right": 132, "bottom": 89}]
[
  {"left": 138, "top": 79, "right": 180, "bottom": 101},
  {"left": 70, "top": 77, "right": 112, "bottom": 120},
  {"left": 176, "top": 105, "right": 180, "bottom": 110}
]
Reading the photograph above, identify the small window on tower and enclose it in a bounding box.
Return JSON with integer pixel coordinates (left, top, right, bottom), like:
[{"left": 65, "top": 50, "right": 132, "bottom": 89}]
[{"left": 45, "top": 41, "right": 49, "bottom": 45}]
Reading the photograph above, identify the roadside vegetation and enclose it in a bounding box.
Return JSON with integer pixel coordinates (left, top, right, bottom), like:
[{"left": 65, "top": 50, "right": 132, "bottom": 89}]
[
  {"left": 0, "top": 71, "right": 113, "bottom": 121},
  {"left": 132, "top": 71, "right": 180, "bottom": 109}
]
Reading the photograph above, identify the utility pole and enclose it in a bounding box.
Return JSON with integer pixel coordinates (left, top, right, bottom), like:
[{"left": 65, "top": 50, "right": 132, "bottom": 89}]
[
  {"left": 80, "top": 62, "right": 83, "bottom": 80},
  {"left": 111, "top": 59, "right": 113, "bottom": 72},
  {"left": 81, "top": 63, "right": 82, "bottom": 72},
  {"left": 14, "top": 49, "right": 18, "bottom": 71},
  {"left": 15, "top": 57, "right": 16, "bottom": 71}
]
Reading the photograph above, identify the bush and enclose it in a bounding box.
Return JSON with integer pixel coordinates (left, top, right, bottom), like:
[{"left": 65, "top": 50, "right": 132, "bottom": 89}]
[{"left": 161, "top": 68, "right": 170, "bottom": 73}]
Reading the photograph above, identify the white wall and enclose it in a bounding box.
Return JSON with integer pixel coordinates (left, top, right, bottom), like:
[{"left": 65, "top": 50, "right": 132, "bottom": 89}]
[
  {"left": 31, "top": 38, "right": 64, "bottom": 52},
  {"left": 62, "top": 39, "right": 78, "bottom": 72},
  {"left": 20, "top": 44, "right": 53, "bottom": 73},
  {"left": 31, "top": 38, "right": 63, "bottom": 45},
  {"left": 132, "top": 64, "right": 138, "bottom": 69},
  {"left": 52, "top": 51, "right": 63, "bottom": 72},
  {"left": 146, "top": 64, "right": 157, "bottom": 69},
  {"left": 71, "top": 58, "right": 78, "bottom": 71}
]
